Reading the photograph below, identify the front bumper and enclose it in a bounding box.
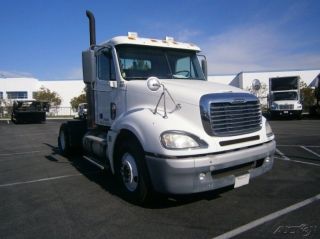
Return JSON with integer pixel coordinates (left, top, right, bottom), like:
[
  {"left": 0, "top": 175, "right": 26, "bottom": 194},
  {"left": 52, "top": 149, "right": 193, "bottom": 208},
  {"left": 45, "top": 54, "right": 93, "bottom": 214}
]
[
  {"left": 146, "top": 140, "right": 276, "bottom": 194},
  {"left": 270, "top": 110, "right": 302, "bottom": 117}
]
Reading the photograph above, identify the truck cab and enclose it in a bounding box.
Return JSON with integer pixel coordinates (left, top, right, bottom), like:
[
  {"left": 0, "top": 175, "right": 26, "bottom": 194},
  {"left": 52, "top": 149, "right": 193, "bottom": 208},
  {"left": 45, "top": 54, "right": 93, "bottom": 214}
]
[
  {"left": 268, "top": 76, "right": 302, "bottom": 119},
  {"left": 76, "top": 103, "right": 87, "bottom": 119},
  {"left": 57, "top": 11, "right": 276, "bottom": 204}
]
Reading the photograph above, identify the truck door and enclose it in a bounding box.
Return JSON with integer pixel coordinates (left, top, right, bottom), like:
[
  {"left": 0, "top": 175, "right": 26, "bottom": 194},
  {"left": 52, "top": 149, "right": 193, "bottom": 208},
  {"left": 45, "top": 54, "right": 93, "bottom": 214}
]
[{"left": 95, "top": 49, "right": 116, "bottom": 126}]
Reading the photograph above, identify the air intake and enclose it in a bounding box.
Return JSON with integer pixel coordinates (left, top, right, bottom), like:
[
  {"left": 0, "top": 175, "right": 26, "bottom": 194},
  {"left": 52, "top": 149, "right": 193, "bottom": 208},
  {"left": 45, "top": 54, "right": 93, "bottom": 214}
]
[{"left": 200, "top": 93, "right": 262, "bottom": 137}]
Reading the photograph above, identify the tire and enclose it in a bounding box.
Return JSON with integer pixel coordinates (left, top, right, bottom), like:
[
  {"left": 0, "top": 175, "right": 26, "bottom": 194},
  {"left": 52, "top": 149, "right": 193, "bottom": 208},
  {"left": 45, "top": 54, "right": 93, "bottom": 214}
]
[
  {"left": 115, "top": 137, "right": 152, "bottom": 204},
  {"left": 297, "top": 113, "right": 302, "bottom": 120},
  {"left": 58, "top": 123, "right": 72, "bottom": 156},
  {"left": 309, "top": 106, "right": 316, "bottom": 117},
  {"left": 11, "top": 114, "right": 18, "bottom": 124}
]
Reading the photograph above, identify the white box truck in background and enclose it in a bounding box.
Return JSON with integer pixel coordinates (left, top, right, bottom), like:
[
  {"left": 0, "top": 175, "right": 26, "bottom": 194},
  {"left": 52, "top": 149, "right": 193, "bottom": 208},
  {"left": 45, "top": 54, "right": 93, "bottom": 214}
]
[{"left": 268, "top": 76, "right": 302, "bottom": 119}]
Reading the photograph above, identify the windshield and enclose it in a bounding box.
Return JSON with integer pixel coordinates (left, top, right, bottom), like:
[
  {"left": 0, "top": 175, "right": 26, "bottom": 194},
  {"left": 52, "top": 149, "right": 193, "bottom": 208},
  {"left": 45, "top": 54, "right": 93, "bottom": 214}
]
[
  {"left": 116, "top": 45, "right": 205, "bottom": 80},
  {"left": 273, "top": 92, "right": 298, "bottom": 101}
]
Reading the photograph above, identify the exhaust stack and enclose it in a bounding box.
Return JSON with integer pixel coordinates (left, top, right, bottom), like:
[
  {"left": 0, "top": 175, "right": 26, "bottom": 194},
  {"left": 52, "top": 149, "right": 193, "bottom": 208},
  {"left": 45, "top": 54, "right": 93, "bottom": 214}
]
[
  {"left": 83, "top": 10, "right": 97, "bottom": 128},
  {"left": 86, "top": 10, "right": 96, "bottom": 48}
]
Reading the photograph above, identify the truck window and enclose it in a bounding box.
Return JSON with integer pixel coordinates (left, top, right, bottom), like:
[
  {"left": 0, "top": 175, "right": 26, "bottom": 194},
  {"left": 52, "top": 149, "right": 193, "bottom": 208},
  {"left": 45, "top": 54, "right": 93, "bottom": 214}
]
[
  {"left": 273, "top": 92, "right": 298, "bottom": 101},
  {"left": 167, "top": 53, "right": 198, "bottom": 79},
  {"left": 120, "top": 59, "right": 151, "bottom": 72},
  {"left": 116, "top": 45, "right": 204, "bottom": 81},
  {"left": 97, "top": 51, "right": 116, "bottom": 81}
]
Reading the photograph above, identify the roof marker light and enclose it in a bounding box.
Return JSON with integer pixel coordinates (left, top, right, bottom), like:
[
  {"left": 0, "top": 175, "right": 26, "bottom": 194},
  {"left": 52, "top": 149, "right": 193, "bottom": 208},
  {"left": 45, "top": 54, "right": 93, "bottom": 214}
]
[
  {"left": 165, "top": 36, "right": 174, "bottom": 42},
  {"left": 128, "top": 32, "right": 138, "bottom": 39}
]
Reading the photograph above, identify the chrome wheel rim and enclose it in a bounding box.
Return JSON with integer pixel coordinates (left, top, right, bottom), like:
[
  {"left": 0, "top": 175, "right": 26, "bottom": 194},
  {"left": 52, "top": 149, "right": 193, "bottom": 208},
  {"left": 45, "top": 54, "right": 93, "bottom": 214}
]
[{"left": 121, "top": 153, "right": 138, "bottom": 192}]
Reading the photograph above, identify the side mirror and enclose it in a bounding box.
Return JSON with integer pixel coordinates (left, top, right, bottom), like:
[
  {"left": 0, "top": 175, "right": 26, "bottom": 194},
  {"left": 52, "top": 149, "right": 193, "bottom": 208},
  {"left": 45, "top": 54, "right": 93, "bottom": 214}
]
[
  {"left": 147, "top": 77, "right": 161, "bottom": 91},
  {"left": 201, "top": 59, "right": 208, "bottom": 80},
  {"left": 82, "top": 50, "right": 96, "bottom": 84}
]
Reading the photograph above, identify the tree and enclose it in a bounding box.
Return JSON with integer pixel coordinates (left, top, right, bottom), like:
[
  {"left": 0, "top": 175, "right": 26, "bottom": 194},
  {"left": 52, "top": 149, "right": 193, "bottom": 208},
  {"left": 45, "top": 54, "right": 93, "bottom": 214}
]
[
  {"left": 70, "top": 90, "right": 86, "bottom": 110},
  {"left": 33, "top": 86, "right": 62, "bottom": 106},
  {"left": 300, "top": 81, "right": 314, "bottom": 112},
  {"left": 0, "top": 99, "right": 13, "bottom": 117}
]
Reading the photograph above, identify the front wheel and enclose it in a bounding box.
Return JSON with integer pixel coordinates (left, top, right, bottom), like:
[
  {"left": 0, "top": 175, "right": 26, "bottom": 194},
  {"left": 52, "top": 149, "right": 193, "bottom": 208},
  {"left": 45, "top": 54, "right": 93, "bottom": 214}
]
[{"left": 115, "top": 137, "right": 152, "bottom": 204}]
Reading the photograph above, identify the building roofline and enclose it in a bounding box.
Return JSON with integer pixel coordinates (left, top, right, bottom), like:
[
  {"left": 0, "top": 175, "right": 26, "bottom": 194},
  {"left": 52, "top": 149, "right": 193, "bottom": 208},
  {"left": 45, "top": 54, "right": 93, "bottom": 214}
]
[
  {"left": 237, "top": 68, "right": 320, "bottom": 75},
  {"left": 39, "top": 78, "right": 82, "bottom": 81},
  {"left": 208, "top": 68, "right": 320, "bottom": 77}
]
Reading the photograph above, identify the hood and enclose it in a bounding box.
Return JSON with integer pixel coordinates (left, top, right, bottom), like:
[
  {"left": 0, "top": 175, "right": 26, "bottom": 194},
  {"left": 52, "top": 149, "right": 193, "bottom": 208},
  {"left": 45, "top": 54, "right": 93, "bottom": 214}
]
[{"left": 126, "top": 79, "right": 246, "bottom": 106}]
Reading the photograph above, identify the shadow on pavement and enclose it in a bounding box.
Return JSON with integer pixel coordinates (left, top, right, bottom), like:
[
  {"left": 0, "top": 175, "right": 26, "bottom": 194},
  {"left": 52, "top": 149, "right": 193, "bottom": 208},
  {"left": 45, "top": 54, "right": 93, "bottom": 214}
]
[{"left": 43, "top": 142, "right": 232, "bottom": 209}]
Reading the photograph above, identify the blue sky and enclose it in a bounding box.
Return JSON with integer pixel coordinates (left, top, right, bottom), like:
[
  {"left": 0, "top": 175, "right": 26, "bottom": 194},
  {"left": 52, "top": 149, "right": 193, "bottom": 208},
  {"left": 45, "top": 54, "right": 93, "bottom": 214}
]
[{"left": 0, "top": 0, "right": 319, "bottom": 80}]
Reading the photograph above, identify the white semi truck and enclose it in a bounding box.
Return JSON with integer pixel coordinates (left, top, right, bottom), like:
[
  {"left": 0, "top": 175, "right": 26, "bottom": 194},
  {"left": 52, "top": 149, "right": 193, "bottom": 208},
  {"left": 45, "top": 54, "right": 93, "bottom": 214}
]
[
  {"left": 58, "top": 11, "right": 276, "bottom": 203},
  {"left": 268, "top": 76, "right": 302, "bottom": 119}
]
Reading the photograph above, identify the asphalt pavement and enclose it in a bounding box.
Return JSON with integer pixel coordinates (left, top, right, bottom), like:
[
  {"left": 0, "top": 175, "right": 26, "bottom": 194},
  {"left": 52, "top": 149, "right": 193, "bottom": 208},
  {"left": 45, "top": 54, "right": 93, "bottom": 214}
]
[{"left": 0, "top": 119, "right": 319, "bottom": 239}]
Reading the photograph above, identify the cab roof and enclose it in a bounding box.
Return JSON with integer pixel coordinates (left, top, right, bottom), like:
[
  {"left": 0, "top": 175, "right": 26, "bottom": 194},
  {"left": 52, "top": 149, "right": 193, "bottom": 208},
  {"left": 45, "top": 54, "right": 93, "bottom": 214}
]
[{"left": 101, "top": 35, "right": 201, "bottom": 52}]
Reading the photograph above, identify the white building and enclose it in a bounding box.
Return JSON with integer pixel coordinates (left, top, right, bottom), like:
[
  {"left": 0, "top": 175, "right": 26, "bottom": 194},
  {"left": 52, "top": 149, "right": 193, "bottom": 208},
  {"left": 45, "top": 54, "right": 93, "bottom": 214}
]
[
  {"left": 0, "top": 77, "right": 38, "bottom": 103},
  {"left": 38, "top": 80, "right": 85, "bottom": 108},
  {"left": 0, "top": 77, "right": 85, "bottom": 108}
]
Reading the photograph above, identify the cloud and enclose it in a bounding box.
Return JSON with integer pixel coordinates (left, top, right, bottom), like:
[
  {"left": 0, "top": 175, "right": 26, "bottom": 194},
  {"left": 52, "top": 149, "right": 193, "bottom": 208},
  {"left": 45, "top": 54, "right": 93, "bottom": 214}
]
[
  {"left": 200, "top": 23, "right": 320, "bottom": 74},
  {"left": 176, "top": 29, "right": 201, "bottom": 42},
  {"left": 65, "top": 68, "right": 83, "bottom": 80},
  {"left": 278, "top": 1, "right": 309, "bottom": 26},
  {"left": 0, "top": 70, "right": 34, "bottom": 78}
]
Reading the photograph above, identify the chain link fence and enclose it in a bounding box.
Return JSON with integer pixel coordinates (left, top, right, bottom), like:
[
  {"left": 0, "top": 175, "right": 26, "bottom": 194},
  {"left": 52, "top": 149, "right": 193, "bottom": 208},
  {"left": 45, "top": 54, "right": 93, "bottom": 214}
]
[
  {"left": 47, "top": 106, "right": 76, "bottom": 117},
  {"left": 0, "top": 105, "right": 76, "bottom": 118}
]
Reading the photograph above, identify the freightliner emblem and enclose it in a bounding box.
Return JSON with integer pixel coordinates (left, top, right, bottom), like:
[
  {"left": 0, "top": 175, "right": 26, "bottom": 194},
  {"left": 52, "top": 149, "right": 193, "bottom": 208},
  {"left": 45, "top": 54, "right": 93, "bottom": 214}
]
[{"left": 231, "top": 99, "right": 246, "bottom": 104}]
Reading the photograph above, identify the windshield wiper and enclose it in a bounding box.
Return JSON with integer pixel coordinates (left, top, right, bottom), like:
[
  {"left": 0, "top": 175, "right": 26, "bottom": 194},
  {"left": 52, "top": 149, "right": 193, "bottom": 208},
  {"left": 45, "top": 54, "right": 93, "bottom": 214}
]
[{"left": 124, "top": 76, "right": 148, "bottom": 80}]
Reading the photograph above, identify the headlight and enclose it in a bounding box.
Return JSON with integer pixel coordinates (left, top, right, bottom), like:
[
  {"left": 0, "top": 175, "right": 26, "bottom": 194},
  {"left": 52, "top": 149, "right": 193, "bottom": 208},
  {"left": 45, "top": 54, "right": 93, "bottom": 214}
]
[
  {"left": 161, "top": 131, "right": 208, "bottom": 150},
  {"left": 265, "top": 121, "right": 274, "bottom": 138},
  {"left": 271, "top": 103, "right": 278, "bottom": 110}
]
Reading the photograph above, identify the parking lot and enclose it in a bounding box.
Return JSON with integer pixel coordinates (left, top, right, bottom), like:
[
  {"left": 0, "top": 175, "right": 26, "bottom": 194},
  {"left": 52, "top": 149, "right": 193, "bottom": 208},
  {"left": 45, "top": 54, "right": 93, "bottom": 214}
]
[{"left": 0, "top": 119, "right": 319, "bottom": 239}]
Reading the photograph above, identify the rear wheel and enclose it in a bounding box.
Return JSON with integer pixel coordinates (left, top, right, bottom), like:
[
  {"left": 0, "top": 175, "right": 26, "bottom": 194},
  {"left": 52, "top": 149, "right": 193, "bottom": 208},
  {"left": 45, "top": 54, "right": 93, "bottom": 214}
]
[
  {"left": 115, "top": 137, "right": 152, "bottom": 204},
  {"left": 58, "top": 123, "right": 71, "bottom": 156}
]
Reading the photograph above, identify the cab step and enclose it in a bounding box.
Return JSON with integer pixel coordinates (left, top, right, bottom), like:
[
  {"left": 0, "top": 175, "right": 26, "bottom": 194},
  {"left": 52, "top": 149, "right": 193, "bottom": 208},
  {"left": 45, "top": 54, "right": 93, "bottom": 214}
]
[{"left": 83, "top": 155, "right": 108, "bottom": 170}]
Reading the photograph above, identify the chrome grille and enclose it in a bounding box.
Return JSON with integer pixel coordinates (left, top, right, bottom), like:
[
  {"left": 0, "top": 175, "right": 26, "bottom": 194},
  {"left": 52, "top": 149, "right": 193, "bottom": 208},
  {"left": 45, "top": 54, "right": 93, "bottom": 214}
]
[
  {"left": 200, "top": 93, "right": 262, "bottom": 137},
  {"left": 279, "top": 104, "right": 294, "bottom": 110}
]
